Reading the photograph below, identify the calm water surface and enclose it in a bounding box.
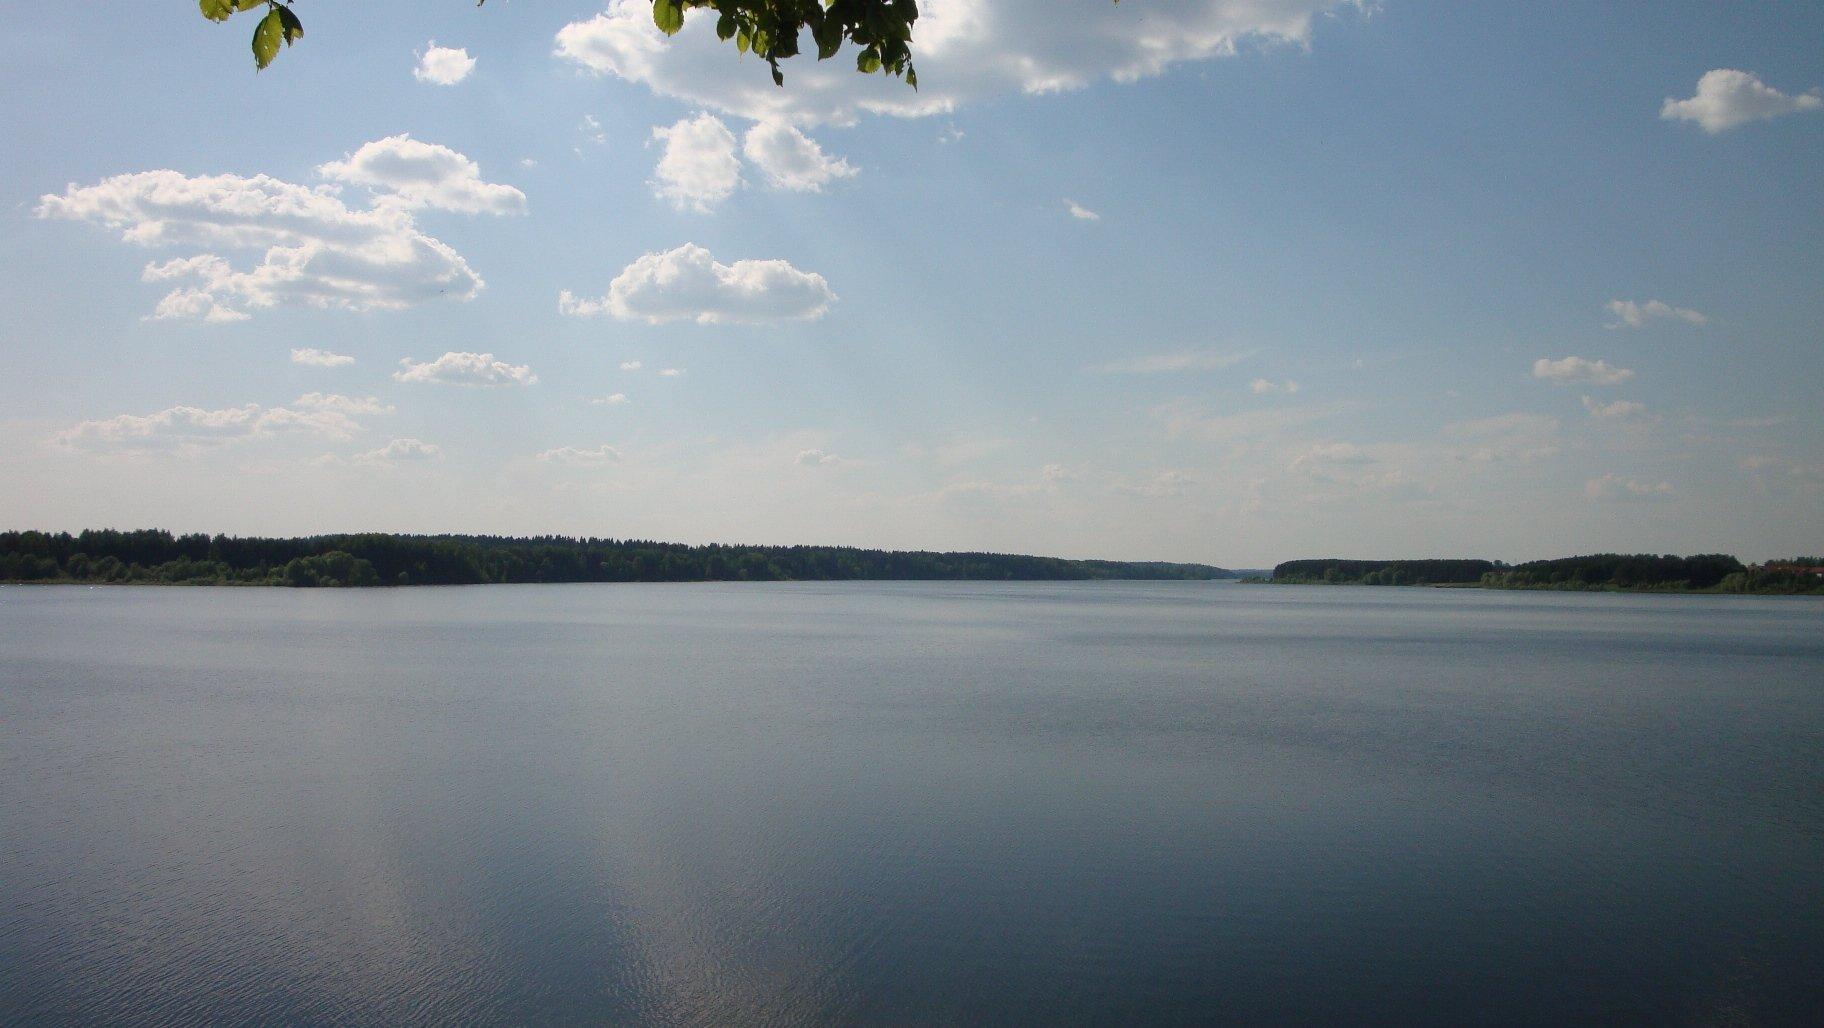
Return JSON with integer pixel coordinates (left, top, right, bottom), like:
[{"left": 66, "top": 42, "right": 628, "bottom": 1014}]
[{"left": 3, "top": 582, "right": 1822, "bottom": 1024}]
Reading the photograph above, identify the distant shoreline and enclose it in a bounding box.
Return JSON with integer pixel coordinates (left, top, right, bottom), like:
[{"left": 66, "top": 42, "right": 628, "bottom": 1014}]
[
  {"left": 1, "top": 530, "right": 1235, "bottom": 589},
  {"left": 1254, "top": 555, "right": 1823, "bottom": 595}
]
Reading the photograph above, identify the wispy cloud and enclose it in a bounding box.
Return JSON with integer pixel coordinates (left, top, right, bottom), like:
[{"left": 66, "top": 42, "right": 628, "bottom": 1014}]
[{"left": 1092, "top": 349, "right": 1255, "bottom": 375}]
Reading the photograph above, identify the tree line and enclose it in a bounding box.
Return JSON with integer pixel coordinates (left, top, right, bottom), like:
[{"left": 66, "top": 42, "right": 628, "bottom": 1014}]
[
  {"left": 0, "top": 530, "right": 1230, "bottom": 587},
  {"left": 1269, "top": 554, "right": 1823, "bottom": 594},
  {"left": 1269, "top": 559, "right": 1498, "bottom": 586}
]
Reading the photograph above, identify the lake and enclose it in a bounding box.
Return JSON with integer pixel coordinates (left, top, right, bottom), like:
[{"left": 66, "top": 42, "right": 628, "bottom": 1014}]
[{"left": 3, "top": 582, "right": 1821, "bottom": 1023}]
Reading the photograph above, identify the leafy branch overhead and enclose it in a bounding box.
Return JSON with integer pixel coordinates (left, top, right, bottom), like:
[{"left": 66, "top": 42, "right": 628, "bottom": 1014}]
[{"left": 197, "top": 0, "right": 921, "bottom": 85}]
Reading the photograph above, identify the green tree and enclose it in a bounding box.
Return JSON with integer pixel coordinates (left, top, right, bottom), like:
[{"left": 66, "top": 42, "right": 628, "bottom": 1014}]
[{"left": 198, "top": 0, "right": 921, "bottom": 85}]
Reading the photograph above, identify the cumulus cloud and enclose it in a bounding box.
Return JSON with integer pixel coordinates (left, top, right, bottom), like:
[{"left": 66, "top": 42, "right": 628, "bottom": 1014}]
[
  {"left": 352, "top": 438, "right": 442, "bottom": 467},
  {"left": 318, "top": 135, "right": 527, "bottom": 215},
  {"left": 650, "top": 113, "right": 742, "bottom": 211},
  {"left": 796, "top": 448, "right": 840, "bottom": 466},
  {"left": 37, "top": 139, "right": 518, "bottom": 321},
  {"left": 1532, "top": 356, "right": 1634, "bottom": 386},
  {"left": 743, "top": 121, "right": 858, "bottom": 191},
  {"left": 1586, "top": 473, "right": 1674, "bottom": 502},
  {"left": 55, "top": 394, "right": 384, "bottom": 454},
  {"left": 1606, "top": 298, "right": 1707, "bottom": 329},
  {"left": 291, "top": 347, "right": 355, "bottom": 367},
  {"left": 292, "top": 392, "right": 393, "bottom": 416},
  {"left": 560, "top": 243, "right": 835, "bottom": 324},
  {"left": 414, "top": 42, "right": 476, "bottom": 85},
  {"left": 1092, "top": 349, "right": 1254, "bottom": 374},
  {"left": 394, "top": 351, "right": 538, "bottom": 386},
  {"left": 537, "top": 444, "right": 622, "bottom": 465},
  {"left": 659, "top": 367, "right": 684, "bottom": 377},
  {"left": 1065, "top": 199, "right": 1100, "bottom": 221},
  {"left": 1661, "top": 69, "right": 1822, "bottom": 133},
  {"left": 590, "top": 393, "right": 629, "bottom": 405},
  {"left": 1250, "top": 378, "right": 1300, "bottom": 394},
  {"left": 620, "top": 360, "right": 644, "bottom": 371},
  {"left": 555, "top": 0, "right": 1359, "bottom": 126},
  {"left": 1582, "top": 396, "right": 1647, "bottom": 420}
]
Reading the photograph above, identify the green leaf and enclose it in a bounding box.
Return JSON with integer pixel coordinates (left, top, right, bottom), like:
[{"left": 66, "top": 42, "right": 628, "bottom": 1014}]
[
  {"left": 735, "top": 28, "right": 750, "bottom": 54},
  {"left": 234, "top": 0, "right": 265, "bottom": 10},
  {"left": 251, "top": 8, "right": 283, "bottom": 69},
  {"left": 199, "top": 0, "right": 235, "bottom": 24},
  {"left": 276, "top": 5, "right": 303, "bottom": 44},
  {"left": 652, "top": 0, "right": 684, "bottom": 36},
  {"left": 856, "top": 48, "right": 881, "bottom": 74},
  {"left": 716, "top": 12, "right": 736, "bottom": 41}
]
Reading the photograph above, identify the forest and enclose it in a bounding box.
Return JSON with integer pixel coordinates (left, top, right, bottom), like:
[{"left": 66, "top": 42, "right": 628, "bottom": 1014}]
[
  {"left": 0, "top": 530, "right": 1232, "bottom": 587},
  {"left": 1269, "top": 554, "right": 1824, "bottom": 594},
  {"left": 1268, "top": 559, "right": 1498, "bottom": 586}
]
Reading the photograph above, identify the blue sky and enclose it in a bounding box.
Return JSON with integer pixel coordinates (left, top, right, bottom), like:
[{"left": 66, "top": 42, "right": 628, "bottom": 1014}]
[{"left": 2, "top": 1, "right": 1819, "bottom": 566}]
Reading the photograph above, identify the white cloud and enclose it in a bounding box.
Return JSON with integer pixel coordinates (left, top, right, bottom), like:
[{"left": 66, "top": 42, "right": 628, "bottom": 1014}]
[
  {"left": 742, "top": 121, "right": 858, "bottom": 191},
  {"left": 1661, "top": 69, "right": 1822, "bottom": 133},
  {"left": 1586, "top": 473, "right": 1674, "bottom": 502},
  {"left": 537, "top": 444, "right": 622, "bottom": 465},
  {"left": 1065, "top": 199, "right": 1100, "bottom": 221},
  {"left": 560, "top": 243, "right": 835, "bottom": 324},
  {"left": 38, "top": 162, "right": 492, "bottom": 321},
  {"left": 1532, "top": 356, "right": 1635, "bottom": 386},
  {"left": 1582, "top": 396, "right": 1647, "bottom": 420},
  {"left": 56, "top": 396, "right": 380, "bottom": 454},
  {"left": 292, "top": 392, "right": 393, "bottom": 416},
  {"left": 1040, "top": 463, "right": 1078, "bottom": 482},
  {"left": 796, "top": 448, "right": 840, "bottom": 466},
  {"left": 291, "top": 347, "right": 356, "bottom": 367},
  {"left": 394, "top": 351, "right": 538, "bottom": 386},
  {"left": 659, "top": 368, "right": 684, "bottom": 377},
  {"left": 580, "top": 114, "right": 607, "bottom": 145},
  {"left": 620, "top": 360, "right": 644, "bottom": 371},
  {"left": 555, "top": 0, "right": 1359, "bottom": 126},
  {"left": 1250, "top": 378, "right": 1300, "bottom": 394},
  {"left": 352, "top": 438, "right": 442, "bottom": 467},
  {"left": 650, "top": 113, "right": 742, "bottom": 211},
  {"left": 590, "top": 393, "right": 629, "bottom": 405},
  {"left": 318, "top": 134, "right": 527, "bottom": 215},
  {"left": 414, "top": 42, "right": 476, "bottom": 85},
  {"left": 1606, "top": 298, "right": 1707, "bottom": 329},
  {"left": 1092, "top": 349, "right": 1254, "bottom": 374}
]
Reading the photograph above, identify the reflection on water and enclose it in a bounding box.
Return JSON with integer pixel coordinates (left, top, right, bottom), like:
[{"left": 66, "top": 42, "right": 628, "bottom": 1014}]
[{"left": 3, "top": 582, "right": 1822, "bottom": 1022}]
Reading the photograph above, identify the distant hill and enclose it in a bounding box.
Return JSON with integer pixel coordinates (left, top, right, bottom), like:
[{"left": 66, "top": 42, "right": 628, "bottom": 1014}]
[{"left": 0, "top": 530, "right": 1235, "bottom": 587}]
